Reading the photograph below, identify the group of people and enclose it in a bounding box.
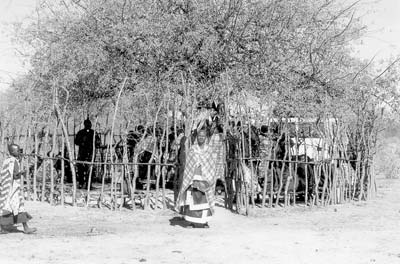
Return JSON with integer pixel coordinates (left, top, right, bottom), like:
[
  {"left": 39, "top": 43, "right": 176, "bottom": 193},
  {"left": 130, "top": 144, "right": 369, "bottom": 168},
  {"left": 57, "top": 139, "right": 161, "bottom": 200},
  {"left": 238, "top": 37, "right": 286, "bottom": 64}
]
[
  {"left": 0, "top": 129, "right": 218, "bottom": 234},
  {"left": 1, "top": 102, "right": 224, "bottom": 232}
]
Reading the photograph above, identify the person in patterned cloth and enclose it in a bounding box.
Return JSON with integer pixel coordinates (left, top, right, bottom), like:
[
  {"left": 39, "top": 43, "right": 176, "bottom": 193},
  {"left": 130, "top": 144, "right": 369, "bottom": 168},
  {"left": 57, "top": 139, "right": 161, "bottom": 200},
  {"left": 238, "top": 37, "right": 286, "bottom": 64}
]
[
  {"left": 175, "top": 129, "right": 217, "bottom": 228},
  {"left": 0, "top": 144, "right": 36, "bottom": 234}
]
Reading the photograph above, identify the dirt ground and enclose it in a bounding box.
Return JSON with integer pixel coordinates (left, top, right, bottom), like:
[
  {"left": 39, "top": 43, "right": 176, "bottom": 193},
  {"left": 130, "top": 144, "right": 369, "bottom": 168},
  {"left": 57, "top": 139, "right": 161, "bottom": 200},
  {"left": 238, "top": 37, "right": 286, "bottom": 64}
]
[{"left": 1, "top": 177, "right": 399, "bottom": 264}]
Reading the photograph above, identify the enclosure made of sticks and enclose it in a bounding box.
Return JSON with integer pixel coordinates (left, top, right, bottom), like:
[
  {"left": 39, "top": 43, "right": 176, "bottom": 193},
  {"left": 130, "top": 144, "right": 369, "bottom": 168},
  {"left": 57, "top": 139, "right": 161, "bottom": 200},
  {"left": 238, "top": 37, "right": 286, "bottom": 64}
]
[
  {"left": 0, "top": 89, "right": 377, "bottom": 215},
  {"left": 0, "top": 118, "right": 376, "bottom": 215},
  {"left": 223, "top": 117, "right": 376, "bottom": 215}
]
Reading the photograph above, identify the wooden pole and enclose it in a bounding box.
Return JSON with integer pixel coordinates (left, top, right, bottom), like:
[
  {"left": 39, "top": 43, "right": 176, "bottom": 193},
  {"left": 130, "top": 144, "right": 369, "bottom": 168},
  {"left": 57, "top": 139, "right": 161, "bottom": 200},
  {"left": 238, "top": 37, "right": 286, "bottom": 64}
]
[
  {"left": 293, "top": 120, "right": 299, "bottom": 206},
  {"left": 284, "top": 121, "right": 291, "bottom": 207},
  {"left": 99, "top": 112, "right": 110, "bottom": 209},
  {"left": 25, "top": 127, "right": 32, "bottom": 201},
  {"left": 54, "top": 104, "right": 77, "bottom": 206},
  {"left": 50, "top": 122, "right": 57, "bottom": 205},
  {"left": 304, "top": 132, "right": 309, "bottom": 205},
  {"left": 41, "top": 127, "right": 48, "bottom": 202},
  {"left": 269, "top": 126, "right": 280, "bottom": 208},
  {"left": 162, "top": 94, "right": 170, "bottom": 210},
  {"left": 275, "top": 124, "right": 287, "bottom": 207},
  {"left": 247, "top": 121, "right": 255, "bottom": 208},
  {"left": 122, "top": 120, "right": 132, "bottom": 210},
  {"left": 86, "top": 116, "right": 98, "bottom": 207},
  {"left": 109, "top": 78, "right": 127, "bottom": 210},
  {"left": 60, "top": 130, "right": 65, "bottom": 206},
  {"left": 155, "top": 125, "right": 166, "bottom": 210},
  {"left": 238, "top": 107, "right": 248, "bottom": 215},
  {"left": 33, "top": 130, "right": 38, "bottom": 201},
  {"left": 172, "top": 94, "right": 179, "bottom": 204},
  {"left": 144, "top": 99, "right": 163, "bottom": 210},
  {"left": 222, "top": 85, "right": 230, "bottom": 209}
]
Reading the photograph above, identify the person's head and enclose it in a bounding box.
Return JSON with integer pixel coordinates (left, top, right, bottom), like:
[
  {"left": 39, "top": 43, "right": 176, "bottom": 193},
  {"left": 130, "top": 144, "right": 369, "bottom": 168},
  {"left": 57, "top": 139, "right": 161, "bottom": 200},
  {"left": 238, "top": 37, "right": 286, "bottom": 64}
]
[
  {"left": 137, "top": 125, "right": 144, "bottom": 134},
  {"left": 127, "top": 130, "right": 135, "bottom": 140},
  {"left": 216, "top": 124, "right": 224, "bottom": 133},
  {"left": 210, "top": 107, "right": 218, "bottom": 118},
  {"left": 84, "top": 119, "right": 92, "bottom": 129},
  {"left": 177, "top": 128, "right": 185, "bottom": 136},
  {"left": 155, "top": 126, "right": 163, "bottom": 137},
  {"left": 197, "top": 129, "right": 208, "bottom": 146},
  {"left": 8, "top": 143, "right": 21, "bottom": 158},
  {"left": 271, "top": 123, "right": 279, "bottom": 134},
  {"left": 260, "top": 125, "right": 269, "bottom": 135}
]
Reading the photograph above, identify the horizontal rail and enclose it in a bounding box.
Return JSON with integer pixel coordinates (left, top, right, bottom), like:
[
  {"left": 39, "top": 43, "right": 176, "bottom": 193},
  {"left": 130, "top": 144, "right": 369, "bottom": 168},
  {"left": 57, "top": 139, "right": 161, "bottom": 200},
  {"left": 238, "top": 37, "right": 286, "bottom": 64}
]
[
  {"left": 1, "top": 151, "right": 176, "bottom": 167},
  {"left": 232, "top": 157, "right": 371, "bottom": 165},
  {"left": 1, "top": 150, "right": 370, "bottom": 167}
]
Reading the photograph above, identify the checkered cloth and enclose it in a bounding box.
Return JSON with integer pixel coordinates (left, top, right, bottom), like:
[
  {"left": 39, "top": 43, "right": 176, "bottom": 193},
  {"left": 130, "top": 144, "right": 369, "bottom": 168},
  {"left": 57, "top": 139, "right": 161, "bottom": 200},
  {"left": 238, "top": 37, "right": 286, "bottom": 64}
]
[
  {"left": 209, "top": 133, "right": 225, "bottom": 180},
  {"left": 175, "top": 143, "right": 217, "bottom": 214}
]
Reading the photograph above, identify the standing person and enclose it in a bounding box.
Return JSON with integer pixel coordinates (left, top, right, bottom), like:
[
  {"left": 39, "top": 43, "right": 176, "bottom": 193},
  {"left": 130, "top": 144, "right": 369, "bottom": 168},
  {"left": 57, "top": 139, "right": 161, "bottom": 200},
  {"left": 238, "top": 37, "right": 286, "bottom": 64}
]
[
  {"left": 175, "top": 129, "right": 217, "bottom": 228},
  {"left": 126, "top": 130, "right": 140, "bottom": 162},
  {"left": 75, "top": 119, "right": 100, "bottom": 189},
  {"left": 54, "top": 147, "right": 72, "bottom": 183},
  {"left": 0, "top": 144, "right": 36, "bottom": 234}
]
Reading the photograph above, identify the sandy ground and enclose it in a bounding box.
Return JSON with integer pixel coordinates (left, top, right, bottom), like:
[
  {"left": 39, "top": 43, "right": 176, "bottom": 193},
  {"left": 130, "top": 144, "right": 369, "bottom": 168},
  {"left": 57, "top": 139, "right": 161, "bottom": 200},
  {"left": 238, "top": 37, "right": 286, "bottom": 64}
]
[{"left": 1, "top": 178, "right": 400, "bottom": 264}]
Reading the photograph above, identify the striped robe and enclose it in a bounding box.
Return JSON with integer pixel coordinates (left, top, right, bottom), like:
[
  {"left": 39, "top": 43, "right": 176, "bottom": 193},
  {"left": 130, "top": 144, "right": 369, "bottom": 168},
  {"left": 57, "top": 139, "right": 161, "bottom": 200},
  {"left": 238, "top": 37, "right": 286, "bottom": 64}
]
[{"left": 0, "top": 157, "right": 25, "bottom": 217}]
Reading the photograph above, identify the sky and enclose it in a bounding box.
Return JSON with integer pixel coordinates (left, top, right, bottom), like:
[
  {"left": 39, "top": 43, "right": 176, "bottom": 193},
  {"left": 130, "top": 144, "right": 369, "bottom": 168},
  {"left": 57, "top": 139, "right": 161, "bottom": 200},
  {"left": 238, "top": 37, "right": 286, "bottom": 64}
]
[
  {"left": 352, "top": 0, "right": 400, "bottom": 61},
  {"left": 0, "top": 0, "right": 37, "bottom": 91},
  {"left": 1, "top": 0, "right": 400, "bottom": 91}
]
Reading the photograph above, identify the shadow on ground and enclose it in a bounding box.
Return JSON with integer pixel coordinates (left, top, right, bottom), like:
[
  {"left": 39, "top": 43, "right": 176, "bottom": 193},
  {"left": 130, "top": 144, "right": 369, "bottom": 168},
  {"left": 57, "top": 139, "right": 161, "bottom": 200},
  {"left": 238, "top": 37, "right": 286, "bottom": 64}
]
[{"left": 168, "top": 216, "right": 193, "bottom": 228}]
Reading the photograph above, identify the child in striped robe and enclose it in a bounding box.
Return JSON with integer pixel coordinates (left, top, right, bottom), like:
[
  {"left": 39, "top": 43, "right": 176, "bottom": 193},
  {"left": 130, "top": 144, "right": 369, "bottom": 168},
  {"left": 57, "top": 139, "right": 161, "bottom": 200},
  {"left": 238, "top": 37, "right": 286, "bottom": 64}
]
[{"left": 0, "top": 144, "right": 36, "bottom": 234}]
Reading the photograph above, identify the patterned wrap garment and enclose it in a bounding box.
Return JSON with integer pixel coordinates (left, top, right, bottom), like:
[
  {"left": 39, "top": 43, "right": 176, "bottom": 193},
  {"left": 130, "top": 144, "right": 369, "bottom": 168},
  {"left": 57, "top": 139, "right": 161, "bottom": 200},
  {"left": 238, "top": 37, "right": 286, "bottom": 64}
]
[
  {"left": 175, "top": 141, "right": 217, "bottom": 215},
  {"left": 0, "top": 156, "right": 25, "bottom": 216}
]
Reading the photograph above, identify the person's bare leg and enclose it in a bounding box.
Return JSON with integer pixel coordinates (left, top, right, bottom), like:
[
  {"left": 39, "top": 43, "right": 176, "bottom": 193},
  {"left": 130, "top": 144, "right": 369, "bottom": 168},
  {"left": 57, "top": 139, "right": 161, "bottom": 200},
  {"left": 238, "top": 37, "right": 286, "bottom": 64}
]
[{"left": 22, "top": 222, "right": 37, "bottom": 234}]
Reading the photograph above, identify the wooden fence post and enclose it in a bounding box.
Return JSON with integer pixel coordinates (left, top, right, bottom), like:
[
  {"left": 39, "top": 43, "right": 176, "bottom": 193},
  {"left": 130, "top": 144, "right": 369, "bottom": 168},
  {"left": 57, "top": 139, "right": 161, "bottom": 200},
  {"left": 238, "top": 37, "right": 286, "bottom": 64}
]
[{"left": 41, "top": 127, "right": 49, "bottom": 202}]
